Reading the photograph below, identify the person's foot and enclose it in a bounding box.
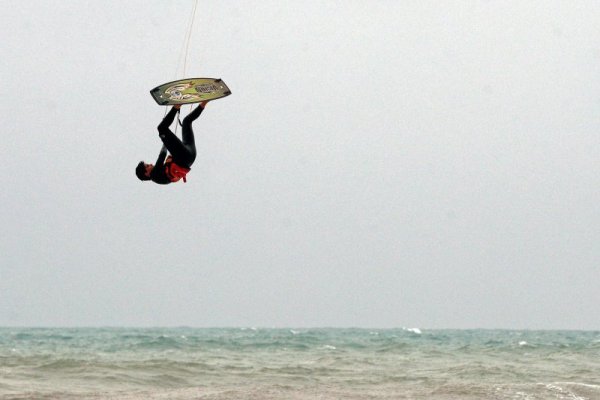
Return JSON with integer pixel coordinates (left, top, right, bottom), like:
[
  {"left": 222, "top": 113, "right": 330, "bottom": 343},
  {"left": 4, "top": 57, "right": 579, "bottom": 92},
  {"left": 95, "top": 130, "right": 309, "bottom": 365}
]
[
  {"left": 174, "top": 104, "right": 182, "bottom": 110},
  {"left": 200, "top": 100, "right": 209, "bottom": 108}
]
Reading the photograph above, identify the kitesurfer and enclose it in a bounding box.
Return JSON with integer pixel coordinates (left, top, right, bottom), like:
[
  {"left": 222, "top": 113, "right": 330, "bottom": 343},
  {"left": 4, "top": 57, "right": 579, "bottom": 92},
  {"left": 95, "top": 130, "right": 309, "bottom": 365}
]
[{"left": 135, "top": 101, "right": 208, "bottom": 184}]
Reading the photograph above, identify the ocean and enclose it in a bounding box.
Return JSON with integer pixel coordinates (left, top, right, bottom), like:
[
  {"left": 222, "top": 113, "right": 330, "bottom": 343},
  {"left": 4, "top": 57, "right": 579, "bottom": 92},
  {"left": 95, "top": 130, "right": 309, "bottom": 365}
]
[{"left": 0, "top": 328, "right": 598, "bottom": 399}]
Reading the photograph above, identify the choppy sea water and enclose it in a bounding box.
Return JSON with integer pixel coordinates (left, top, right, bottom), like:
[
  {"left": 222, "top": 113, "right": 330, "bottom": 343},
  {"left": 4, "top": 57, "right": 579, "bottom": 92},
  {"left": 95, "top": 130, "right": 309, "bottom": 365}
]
[{"left": 0, "top": 328, "right": 598, "bottom": 399}]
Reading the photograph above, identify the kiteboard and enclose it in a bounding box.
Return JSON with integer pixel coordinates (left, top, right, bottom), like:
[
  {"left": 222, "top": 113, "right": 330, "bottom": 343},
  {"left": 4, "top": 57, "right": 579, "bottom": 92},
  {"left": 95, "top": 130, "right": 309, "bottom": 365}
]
[{"left": 150, "top": 78, "right": 231, "bottom": 106}]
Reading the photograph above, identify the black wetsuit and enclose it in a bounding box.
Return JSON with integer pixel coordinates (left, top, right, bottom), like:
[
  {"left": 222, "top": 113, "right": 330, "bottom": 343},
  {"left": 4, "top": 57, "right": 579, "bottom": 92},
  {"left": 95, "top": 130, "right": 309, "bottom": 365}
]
[{"left": 150, "top": 105, "right": 204, "bottom": 184}]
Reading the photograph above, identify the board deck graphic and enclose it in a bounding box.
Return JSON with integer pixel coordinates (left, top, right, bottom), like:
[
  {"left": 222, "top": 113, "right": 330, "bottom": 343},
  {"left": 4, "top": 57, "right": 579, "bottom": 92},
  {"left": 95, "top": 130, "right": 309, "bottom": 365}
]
[{"left": 150, "top": 78, "right": 231, "bottom": 105}]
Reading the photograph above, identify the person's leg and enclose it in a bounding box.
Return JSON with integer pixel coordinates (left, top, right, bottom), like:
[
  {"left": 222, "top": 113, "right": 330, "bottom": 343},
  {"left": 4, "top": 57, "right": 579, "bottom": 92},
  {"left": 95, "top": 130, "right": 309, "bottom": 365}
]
[
  {"left": 157, "top": 107, "right": 188, "bottom": 160},
  {"left": 159, "top": 129, "right": 187, "bottom": 159},
  {"left": 181, "top": 103, "right": 206, "bottom": 146},
  {"left": 157, "top": 106, "right": 180, "bottom": 133},
  {"left": 177, "top": 103, "right": 206, "bottom": 166}
]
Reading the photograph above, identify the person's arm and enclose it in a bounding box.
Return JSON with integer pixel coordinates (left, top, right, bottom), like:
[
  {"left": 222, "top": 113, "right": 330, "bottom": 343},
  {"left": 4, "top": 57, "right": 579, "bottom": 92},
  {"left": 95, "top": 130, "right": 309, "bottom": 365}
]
[
  {"left": 153, "top": 145, "right": 168, "bottom": 171},
  {"left": 149, "top": 145, "right": 172, "bottom": 183}
]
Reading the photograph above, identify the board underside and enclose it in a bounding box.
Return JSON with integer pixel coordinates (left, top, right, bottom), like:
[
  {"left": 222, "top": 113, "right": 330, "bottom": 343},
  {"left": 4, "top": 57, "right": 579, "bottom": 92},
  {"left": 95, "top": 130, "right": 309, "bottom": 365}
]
[{"left": 150, "top": 78, "right": 231, "bottom": 105}]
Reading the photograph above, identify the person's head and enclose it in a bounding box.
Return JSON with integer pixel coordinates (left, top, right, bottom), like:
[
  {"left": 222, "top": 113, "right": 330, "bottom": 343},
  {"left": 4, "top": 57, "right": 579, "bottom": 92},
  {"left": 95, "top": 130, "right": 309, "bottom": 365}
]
[{"left": 135, "top": 161, "right": 153, "bottom": 181}]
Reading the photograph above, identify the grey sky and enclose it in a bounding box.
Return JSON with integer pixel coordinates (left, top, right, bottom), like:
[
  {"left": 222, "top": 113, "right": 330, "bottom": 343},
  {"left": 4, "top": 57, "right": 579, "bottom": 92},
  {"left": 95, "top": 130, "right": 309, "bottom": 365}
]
[{"left": 1, "top": 1, "right": 598, "bottom": 329}]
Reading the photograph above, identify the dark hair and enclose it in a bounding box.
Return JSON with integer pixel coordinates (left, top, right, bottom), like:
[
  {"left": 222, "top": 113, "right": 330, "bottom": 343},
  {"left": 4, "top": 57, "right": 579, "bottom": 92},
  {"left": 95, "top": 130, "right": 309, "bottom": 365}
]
[{"left": 135, "top": 161, "right": 151, "bottom": 181}]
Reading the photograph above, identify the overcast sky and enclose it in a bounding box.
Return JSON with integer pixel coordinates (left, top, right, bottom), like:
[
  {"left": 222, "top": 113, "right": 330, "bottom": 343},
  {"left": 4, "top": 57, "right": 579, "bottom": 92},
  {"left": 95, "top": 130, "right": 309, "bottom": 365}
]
[{"left": 1, "top": 1, "right": 598, "bottom": 329}]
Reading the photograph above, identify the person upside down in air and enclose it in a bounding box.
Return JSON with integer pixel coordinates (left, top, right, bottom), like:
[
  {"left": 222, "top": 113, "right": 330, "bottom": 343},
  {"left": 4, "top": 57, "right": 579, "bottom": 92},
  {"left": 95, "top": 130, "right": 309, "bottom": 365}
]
[{"left": 136, "top": 100, "right": 208, "bottom": 184}]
